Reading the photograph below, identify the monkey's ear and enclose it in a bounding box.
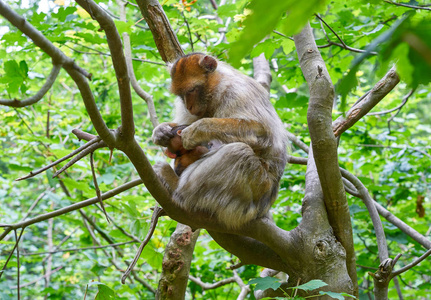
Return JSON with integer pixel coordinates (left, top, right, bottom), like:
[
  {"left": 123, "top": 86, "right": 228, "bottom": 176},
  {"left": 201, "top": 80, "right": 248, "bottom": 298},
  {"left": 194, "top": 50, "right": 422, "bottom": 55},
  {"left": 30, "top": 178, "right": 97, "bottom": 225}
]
[{"left": 199, "top": 56, "right": 217, "bottom": 73}]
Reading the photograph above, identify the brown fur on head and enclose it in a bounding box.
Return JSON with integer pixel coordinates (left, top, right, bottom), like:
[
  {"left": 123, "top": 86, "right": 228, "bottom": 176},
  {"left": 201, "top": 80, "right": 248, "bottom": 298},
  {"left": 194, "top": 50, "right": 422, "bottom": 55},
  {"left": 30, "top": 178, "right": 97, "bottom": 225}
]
[{"left": 170, "top": 53, "right": 220, "bottom": 117}]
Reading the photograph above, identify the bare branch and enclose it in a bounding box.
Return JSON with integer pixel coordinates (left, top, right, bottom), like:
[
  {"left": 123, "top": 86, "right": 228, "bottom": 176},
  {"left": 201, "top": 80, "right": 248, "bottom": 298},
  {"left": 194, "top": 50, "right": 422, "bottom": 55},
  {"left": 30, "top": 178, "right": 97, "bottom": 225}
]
[
  {"left": 253, "top": 53, "right": 272, "bottom": 92},
  {"left": 0, "top": 64, "right": 61, "bottom": 107},
  {"left": 0, "top": 178, "right": 143, "bottom": 241},
  {"left": 189, "top": 275, "right": 236, "bottom": 290},
  {"left": 333, "top": 67, "right": 400, "bottom": 137},
  {"left": 118, "top": 0, "right": 159, "bottom": 128},
  {"left": 52, "top": 140, "right": 106, "bottom": 178},
  {"left": 368, "top": 88, "right": 415, "bottom": 116},
  {"left": 21, "top": 241, "right": 137, "bottom": 256},
  {"left": 295, "top": 22, "right": 357, "bottom": 286},
  {"left": 392, "top": 248, "right": 431, "bottom": 277},
  {"left": 374, "top": 201, "right": 431, "bottom": 249},
  {"left": 0, "top": 229, "right": 24, "bottom": 280},
  {"left": 340, "top": 169, "right": 389, "bottom": 262},
  {"left": 121, "top": 206, "right": 164, "bottom": 284},
  {"left": 90, "top": 152, "right": 110, "bottom": 222},
  {"left": 16, "top": 137, "right": 101, "bottom": 181},
  {"left": 76, "top": 0, "right": 134, "bottom": 139},
  {"left": 384, "top": 0, "right": 431, "bottom": 11}
]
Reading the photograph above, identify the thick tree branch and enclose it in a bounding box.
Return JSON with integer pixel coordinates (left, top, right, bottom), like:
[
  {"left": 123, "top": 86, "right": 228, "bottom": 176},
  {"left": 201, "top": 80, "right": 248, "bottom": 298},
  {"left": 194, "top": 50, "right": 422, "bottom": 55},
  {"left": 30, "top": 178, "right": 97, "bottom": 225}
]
[
  {"left": 135, "top": 0, "right": 184, "bottom": 63},
  {"left": 333, "top": 67, "right": 400, "bottom": 137},
  {"left": 75, "top": 0, "right": 134, "bottom": 140},
  {"left": 0, "top": 64, "right": 61, "bottom": 107},
  {"left": 118, "top": 0, "right": 159, "bottom": 128},
  {"left": 294, "top": 22, "right": 357, "bottom": 287},
  {"left": 253, "top": 53, "right": 272, "bottom": 92}
]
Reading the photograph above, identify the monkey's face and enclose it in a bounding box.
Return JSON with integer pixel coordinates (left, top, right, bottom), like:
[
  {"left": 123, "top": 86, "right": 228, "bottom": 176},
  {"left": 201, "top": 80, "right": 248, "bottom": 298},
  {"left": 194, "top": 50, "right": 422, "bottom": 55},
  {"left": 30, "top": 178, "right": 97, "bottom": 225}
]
[{"left": 170, "top": 53, "right": 219, "bottom": 117}]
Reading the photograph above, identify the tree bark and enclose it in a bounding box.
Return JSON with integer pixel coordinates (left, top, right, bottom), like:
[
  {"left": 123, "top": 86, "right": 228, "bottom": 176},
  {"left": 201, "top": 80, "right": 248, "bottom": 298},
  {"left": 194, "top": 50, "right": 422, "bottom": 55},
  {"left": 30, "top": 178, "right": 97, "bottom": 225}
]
[{"left": 156, "top": 224, "right": 199, "bottom": 300}]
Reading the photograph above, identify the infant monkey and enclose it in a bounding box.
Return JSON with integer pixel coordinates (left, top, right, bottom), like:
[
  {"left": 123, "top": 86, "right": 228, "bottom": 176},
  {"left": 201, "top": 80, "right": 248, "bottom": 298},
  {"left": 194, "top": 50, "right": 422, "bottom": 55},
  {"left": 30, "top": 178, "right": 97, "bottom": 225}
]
[{"left": 164, "top": 125, "right": 212, "bottom": 176}]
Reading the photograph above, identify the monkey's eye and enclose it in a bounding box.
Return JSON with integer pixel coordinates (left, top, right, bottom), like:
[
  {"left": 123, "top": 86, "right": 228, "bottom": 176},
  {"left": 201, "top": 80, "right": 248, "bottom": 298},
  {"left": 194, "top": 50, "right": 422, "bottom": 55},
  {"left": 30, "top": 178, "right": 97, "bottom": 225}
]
[{"left": 187, "top": 87, "right": 198, "bottom": 94}]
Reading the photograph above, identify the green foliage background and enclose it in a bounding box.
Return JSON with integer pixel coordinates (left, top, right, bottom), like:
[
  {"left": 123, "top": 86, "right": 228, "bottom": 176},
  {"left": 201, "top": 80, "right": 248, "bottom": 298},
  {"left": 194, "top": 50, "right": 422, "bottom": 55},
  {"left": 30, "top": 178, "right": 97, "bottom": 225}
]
[{"left": 0, "top": 0, "right": 430, "bottom": 299}]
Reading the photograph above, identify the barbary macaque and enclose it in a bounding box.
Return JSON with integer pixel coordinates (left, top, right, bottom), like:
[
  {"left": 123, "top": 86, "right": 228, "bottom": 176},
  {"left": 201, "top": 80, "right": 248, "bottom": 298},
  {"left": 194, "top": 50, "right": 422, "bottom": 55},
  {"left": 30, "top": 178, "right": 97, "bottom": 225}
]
[
  {"left": 152, "top": 53, "right": 289, "bottom": 229},
  {"left": 164, "top": 125, "right": 212, "bottom": 176}
]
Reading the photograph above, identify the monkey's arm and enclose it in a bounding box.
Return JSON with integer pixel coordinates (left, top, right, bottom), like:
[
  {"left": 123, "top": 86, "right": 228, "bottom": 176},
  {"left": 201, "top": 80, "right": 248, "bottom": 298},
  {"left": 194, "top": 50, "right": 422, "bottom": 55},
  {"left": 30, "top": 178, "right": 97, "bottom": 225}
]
[{"left": 180, "top": 118, "right": 268, "bottom": 150}]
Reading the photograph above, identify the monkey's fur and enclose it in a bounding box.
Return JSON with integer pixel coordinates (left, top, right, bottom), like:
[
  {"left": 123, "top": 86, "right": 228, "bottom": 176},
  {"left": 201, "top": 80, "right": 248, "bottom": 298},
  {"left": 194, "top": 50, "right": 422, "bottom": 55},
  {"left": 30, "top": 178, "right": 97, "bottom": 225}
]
[{"left": 152, "top": 53, "right": 288, "bottom": 229}]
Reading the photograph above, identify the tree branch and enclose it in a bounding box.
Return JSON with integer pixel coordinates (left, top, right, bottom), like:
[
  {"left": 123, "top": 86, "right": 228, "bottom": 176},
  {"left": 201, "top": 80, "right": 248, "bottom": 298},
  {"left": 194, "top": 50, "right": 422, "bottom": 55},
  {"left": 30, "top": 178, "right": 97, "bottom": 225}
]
[
  {"left": 135, "top": 0, "right": 184, "bottom": 63},
  {"left": 0, "top": 64, "right": 61, "bottom": 107},
  {"left": 75, "top": 0, "right": 134, "bottom": 140},
  {"left": 294, "top": 22, "right": 358, "bottom": 287},
  {"left": 333, "top": 67, "right": 400, "bottom": 137},
  {"left": 118, "top": 0, "right": 159, "bottom": 128}
]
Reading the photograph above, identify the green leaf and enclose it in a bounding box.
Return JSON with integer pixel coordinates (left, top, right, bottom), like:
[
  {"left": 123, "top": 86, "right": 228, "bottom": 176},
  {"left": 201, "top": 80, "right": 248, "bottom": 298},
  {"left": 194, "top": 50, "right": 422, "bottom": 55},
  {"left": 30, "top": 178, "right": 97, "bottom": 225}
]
[
  {"left": 228, "top": 0, "right": 327, "bottom": 66},
  {"left": 114, "top": 20, "right": 132, "bottom": 35},
  {"left": 319, "top": 291, "right": 356, "bottom": 299},
  {"left": 248, "top": 277, "right": 282, "bottom": 291},
  {"left": 94, "top": 283, "right": 117, "bottom": 300},
  {"left": 295, "top": 279, "right": 327, "bottom": 291}
]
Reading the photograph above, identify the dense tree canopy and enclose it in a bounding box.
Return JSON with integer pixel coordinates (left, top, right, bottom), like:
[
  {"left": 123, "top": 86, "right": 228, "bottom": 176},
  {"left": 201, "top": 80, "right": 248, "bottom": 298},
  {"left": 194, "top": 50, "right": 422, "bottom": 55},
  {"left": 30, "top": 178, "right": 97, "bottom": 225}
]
[{"left": 0, "top": 0, "right": 430, "bottom": 299}]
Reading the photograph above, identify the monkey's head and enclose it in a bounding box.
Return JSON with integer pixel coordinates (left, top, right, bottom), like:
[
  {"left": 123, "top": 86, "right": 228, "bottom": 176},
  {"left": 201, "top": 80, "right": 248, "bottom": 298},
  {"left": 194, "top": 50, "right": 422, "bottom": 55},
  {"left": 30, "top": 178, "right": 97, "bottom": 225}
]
[{"left": 170, "top": 53, "right": 219, "bottom": 117}]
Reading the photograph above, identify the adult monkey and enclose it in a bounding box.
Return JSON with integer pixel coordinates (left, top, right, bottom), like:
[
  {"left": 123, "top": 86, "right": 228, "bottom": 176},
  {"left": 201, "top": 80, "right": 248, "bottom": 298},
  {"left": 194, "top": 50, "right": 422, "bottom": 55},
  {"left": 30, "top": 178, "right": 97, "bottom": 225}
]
[{"left": 152, "top": 53, "right": 288, "bottom": 229}]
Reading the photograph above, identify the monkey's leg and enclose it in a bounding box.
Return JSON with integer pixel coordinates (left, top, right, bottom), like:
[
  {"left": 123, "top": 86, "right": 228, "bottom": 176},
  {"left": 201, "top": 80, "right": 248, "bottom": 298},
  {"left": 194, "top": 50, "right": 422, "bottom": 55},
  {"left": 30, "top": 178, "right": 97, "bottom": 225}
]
[{"left": 153, "top": 162, "right": 179, "bottom": 194}]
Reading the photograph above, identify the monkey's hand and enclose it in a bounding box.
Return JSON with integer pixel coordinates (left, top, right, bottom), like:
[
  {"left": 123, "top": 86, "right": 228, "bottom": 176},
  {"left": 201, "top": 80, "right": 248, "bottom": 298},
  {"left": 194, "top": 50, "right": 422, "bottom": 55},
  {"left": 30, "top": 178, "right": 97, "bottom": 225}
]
[
  {"left": 179, "top": 121, "right": 206, "bottom": 150},
  {"left": 152, "top": 122, "right": 178, "bottom": 147}
]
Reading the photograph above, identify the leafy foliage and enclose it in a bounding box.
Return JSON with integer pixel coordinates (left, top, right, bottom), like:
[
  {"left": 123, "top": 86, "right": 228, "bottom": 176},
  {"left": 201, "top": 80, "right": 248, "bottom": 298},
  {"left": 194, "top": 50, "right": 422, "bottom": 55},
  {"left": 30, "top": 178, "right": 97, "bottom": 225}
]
[{"left": 0, "top": 0, "right": 430, "bottom": 299}]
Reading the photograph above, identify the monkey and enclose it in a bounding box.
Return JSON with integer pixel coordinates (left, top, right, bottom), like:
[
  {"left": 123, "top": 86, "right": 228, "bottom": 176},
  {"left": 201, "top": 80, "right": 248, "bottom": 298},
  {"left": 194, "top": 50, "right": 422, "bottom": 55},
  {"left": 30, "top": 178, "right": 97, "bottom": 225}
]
[
  {"left": 152, "top": 53, "right": 289, "bottom": 229},
  {"left": 164, "top": 125, "right": 212, "bottom": 176}
]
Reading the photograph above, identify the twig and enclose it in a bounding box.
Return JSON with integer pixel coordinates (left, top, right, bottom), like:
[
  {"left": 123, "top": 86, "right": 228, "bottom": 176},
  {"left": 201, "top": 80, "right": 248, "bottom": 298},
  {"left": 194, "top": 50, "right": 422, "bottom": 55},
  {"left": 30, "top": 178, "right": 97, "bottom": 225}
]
[
  {"left": 52, "top": 140, "right": 106, "bottom": 178},
  {"left": 369, "top": 89, "right": 415, "bottom": 116},
  {"left": 355, "top": 144, "right": 431, "bottom": 159},
  {"left": 63, "top": 43, "right": 165, "bottom": 65},
  {"left": 316, "top": 14, "right": 347, "bottom": 48},
  {"left": 384, "top": 0, "right": 431, "bottom": 11},
  {"left": 20, "top": 188, "right": 53, "bottom": 221},
  {"left": 182, "top": 12, "right": 194, "bottom": 52},
  {"left": 121, "top": 206, "right": 165, "bottom": 284},
  {"left": 11, "top": 266, "right": 63, "bottom": 289},
  {"left": 14, "top": 230, "right": 20, "bottom": 300},
  {"left": 90, "top": 152, "right": 110, "bottom": 223},
  {"left": 21, "top": 241, "right": 138, "bottom": 256},
  {"left": 392, "top": 248, "right": 431, "bottom": 277},
  {"left": 0, "top": 228, "right": 24, "bottom": 280},
  {"left": 16, "top": 137, "right": 101, "bottom": 181},
  {"left": 0, "top": 178, "right": 143, "bottom": 241},
  {"left": 0, "top": 64, "right": 62, "bottom": 108},
  {"left": 333, "top": 67, "right": 400, "bottom": 137},
  {"left": 233, "top": 269, "right": 251, "bottom": 300},
  {"left": 189, "top": 275, "right": 236, "bottom": 290}
]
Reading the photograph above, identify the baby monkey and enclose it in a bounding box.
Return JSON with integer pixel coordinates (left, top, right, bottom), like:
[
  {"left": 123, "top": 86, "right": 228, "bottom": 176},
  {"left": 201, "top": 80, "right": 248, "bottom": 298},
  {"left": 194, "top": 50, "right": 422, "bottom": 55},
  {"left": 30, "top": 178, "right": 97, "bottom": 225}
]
[{"left": 164, "top": 125, "right": 213, "bottom": 176}]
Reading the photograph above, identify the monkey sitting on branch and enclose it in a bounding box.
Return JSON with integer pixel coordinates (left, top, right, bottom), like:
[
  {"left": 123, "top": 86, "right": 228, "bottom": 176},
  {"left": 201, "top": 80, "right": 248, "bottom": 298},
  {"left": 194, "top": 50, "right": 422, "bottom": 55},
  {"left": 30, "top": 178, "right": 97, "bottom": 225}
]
[{"left": 152, "top": 53, "right": 289, "bottom": 229}]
